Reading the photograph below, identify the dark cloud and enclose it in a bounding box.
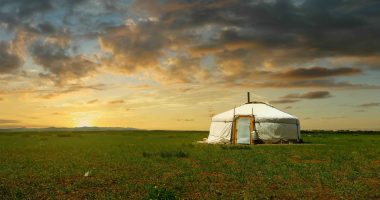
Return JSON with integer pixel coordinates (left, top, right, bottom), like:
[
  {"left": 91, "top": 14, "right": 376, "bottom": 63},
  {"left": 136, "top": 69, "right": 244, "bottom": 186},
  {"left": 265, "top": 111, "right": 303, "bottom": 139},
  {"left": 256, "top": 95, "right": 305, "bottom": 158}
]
[
  {"left": 108, "top": 100, "right": 124, "bottom": 104},
  {"left": 269, "top": 99, "right": 300, "bottom": 104},
  {"left": 129, "top": 0, "right": 379, "bottom": 86},
  {"left": 270, "top": 91, "right": 331, "bottom": 105},
  {"left": 33, "top": 22, "right": 70, "bottom": 40},
  {"left": 0, "top": 119, "right": 20, "bottom": 124},
  {"left": 276, "top": 67, "right": 361, "bottom": 79},
  {"left": 249, "top": 79, "right": 380, "bottom": 89},
  {"left": 99, "top": 20, "right": 168, "bottom": 73},
  {"left": 37, "top": 23, "right": 56, "bottom": 34},
  {"left": 87, "top": 99, "right": 98, "bottom": 104},
  {"left": 322, "top": 116, "right": 345, "bottom": 119},
  {"left": 30, "top": 41, "right": 97, "bottom": 85},
  {"left": 283, "top": 91, "right": 332, "bottom": 99},
  {"left": 4, "top": 0, "right": 53, "bottom": 18},
  {"left": 98, "top": 19, "right": 210, "bottom": 84},
  {"left": 0, "top": 0, "right": 52, "bottom": 29},
  {"left": 358, "top": 102, "right": 380, "bottom": 108},
  {"left": 158, "top": 56, "right": 211, "bottom": 84},
  {"left": 1, "top": 0, "right": 380, "bottom": 90},
  {"left": 0, "top": 41, "right": 23, "bottom": 73},
  {"left": 249, "top": 0, "right": 380, "bottom": 56},
  {"left": 140, "top": 0, "right": 380, "bottom": 54},
  {"left": 300, "top": 91, "right": 332, "bottom": 99},
  {"left": 180, "top": 1, "right": 378, "bottom": 79},
  {"left": 216, "top": 66, "right": 366, "bottom": 89},
  {"left": 0, "top": 0, "right": 89, "bottom": 22}
]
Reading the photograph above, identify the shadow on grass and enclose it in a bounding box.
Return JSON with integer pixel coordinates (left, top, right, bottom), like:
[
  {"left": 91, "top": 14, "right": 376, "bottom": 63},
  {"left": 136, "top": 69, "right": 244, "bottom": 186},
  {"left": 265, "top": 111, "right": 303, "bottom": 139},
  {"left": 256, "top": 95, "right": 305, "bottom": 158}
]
[
  {"left": 220, "top": 141, "right": 314, "bottom": 148},
  {"left": 56, "top": 133, "right": 73, "bottom": 137},
  {"left": 221, "top": 145, "right": 252, "bottom": 150},
  {"left": 143, "top": 150, "right": 189, "bottom": 158}
]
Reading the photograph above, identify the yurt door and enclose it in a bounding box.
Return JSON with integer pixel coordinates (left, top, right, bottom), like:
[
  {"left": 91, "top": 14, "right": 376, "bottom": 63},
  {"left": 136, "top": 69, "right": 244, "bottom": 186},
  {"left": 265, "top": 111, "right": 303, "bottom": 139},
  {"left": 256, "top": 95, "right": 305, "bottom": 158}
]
[{"left": 235, "top": 116, "right": 254, "bottom": 144}]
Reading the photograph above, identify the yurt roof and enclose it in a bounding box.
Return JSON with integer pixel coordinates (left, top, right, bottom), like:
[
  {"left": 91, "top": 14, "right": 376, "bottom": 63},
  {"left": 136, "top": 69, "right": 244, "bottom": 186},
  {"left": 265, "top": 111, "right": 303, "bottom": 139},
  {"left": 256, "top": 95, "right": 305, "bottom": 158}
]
[{"left": 211, "top": 102, "right": 298, "bottom": 124}]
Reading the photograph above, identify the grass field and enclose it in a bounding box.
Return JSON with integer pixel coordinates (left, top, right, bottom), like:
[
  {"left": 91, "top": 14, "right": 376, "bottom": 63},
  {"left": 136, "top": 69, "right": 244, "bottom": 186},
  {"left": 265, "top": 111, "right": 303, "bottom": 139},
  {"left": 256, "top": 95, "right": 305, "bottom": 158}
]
[{"left": 0, "top": 130, "right": 379, "bottom": 199}]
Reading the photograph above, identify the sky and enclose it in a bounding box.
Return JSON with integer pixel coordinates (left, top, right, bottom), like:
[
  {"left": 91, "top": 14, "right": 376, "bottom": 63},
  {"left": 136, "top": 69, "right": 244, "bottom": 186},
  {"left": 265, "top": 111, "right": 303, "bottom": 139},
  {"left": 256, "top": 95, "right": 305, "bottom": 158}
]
[{"left": 0, "top": 0, "right": 379, "bottom": 130}]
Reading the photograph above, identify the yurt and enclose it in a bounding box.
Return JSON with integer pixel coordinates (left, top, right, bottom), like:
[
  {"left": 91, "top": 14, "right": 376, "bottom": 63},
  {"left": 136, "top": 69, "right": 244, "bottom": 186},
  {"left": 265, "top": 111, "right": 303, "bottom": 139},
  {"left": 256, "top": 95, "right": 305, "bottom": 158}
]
[{"left": 207, "top": 93, "right": 301, "bottom": 144}]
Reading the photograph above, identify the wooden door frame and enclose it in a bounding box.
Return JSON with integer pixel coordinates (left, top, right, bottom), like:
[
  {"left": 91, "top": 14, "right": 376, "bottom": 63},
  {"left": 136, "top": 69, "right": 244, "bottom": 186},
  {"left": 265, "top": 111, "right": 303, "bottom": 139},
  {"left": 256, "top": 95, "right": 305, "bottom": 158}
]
[{"left": 232, "top": 115, "right": 255, "bottom": 144}]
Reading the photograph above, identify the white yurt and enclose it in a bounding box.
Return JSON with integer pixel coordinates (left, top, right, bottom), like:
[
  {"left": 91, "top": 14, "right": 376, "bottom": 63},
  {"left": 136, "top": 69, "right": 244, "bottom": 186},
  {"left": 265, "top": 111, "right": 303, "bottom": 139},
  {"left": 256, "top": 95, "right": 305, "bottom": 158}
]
[{"left": 207, "top": 94, "right": 301, "bottom": 144}]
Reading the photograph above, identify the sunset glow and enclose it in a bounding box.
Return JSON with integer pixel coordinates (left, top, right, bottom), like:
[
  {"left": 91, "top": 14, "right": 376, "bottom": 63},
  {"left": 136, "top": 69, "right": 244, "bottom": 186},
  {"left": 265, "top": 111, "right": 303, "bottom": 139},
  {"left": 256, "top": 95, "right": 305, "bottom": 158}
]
[{"left": 73, "top": 113, "right": 96, "bottom": 127}]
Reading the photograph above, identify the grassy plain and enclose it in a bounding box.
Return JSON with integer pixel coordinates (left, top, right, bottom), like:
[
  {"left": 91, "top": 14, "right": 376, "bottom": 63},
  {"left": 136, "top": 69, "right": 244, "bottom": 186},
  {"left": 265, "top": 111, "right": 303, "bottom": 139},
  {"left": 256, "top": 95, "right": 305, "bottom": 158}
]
[{"left": 0, "top": 130, "right": 379, "bottom": 199}]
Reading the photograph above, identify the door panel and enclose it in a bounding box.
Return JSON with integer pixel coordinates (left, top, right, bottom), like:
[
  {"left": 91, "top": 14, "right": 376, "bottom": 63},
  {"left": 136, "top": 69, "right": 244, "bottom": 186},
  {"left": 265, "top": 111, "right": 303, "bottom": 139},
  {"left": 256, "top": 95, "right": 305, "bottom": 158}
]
[{"left": 236, "top": 117, "right": 251, "bottom": 144}]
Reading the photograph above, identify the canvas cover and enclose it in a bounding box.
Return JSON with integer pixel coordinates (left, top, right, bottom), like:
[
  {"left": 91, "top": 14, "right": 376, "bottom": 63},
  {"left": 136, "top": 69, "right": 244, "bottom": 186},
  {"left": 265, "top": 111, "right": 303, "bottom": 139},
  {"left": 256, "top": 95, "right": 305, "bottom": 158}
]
[{"left": 207, "top": 103, "right": 300, "bottom": 144}]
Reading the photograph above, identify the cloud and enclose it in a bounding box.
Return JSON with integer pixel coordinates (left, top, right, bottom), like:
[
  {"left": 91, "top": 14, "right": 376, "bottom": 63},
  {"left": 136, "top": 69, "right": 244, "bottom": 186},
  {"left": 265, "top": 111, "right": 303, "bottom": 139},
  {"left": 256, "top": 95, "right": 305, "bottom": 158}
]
[
  {"left": 282, "top": 91, "right": 332, "bottom": 99},
  {"left": 300, "top": 91, "right": 332, "bottom": 99},
  {"left": 108, "top": 100, "right": 124, "bottom": 104},
  {"left": 249, "top": 79, "right": 380, "bottom": 89},
  {"left": 176, "top": 118, "right": 194, "bottom": 122},
  {"left": 269, "top": 99, "right": 300, "bottom": 104},
  {"left": 358, "top": 102, "right": 380, "bottom": 108},
  {"left": 155, "top": 56, "right": 211, "bottom": 84},
  {"left": 1, "top": 0, "right": 379, "bottom": 93},
  {"left": 51, "top": 112, "right": 64, "bottom": 115},
  {"left": 30, "top": 41, "right": 97, "bottom": 85},
  {"left": 322, "top": 116, "right": 345, "bottom": 119},
  {"left": 275, "top": 67, "right": 361, "bottom": 79},
  {"left": 0, "top": 83, "right": 106, "bottom": 99},
  {"left": 38, "top": 83, "right": 106, "bottom": 99},
  {"left": 0, "top": 119, "right": 20, "bottom": 124},
  {"left": 129, "top": 0, "right": 378, "bottom": 86},
  {"left": 87, "top": 99, "right": 98, "bottom": 104},
  {"left": 6, "top": 0, "right": 53, "bottom": 18},
  {"left": 270, "top": 91, "right": 332, "bottom": 105},
  {"left": 98, "top": 18, "right": 211, "bottom": 84},
  {"left": 0, "top": 41, "right": 23, "bottom": 73},
  {"left": 0, "top": 0, "right": 53, "bottom": 30},
  {"left": 98, "top": 19, "right": 168, "bottom": 74},
  {"left": 0, "top": 0, "right": 89, "bottom": 25},
  {"left": 136, "top": 0, "right": 380, "bottom": 57}
]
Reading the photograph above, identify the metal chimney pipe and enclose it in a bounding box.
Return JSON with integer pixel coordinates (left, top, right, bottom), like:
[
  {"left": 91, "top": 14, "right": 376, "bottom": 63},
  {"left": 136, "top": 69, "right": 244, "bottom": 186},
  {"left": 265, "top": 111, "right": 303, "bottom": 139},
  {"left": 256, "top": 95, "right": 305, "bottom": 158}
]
[{"left": 247, "top": 92, "right": 250, "bottom": 103}]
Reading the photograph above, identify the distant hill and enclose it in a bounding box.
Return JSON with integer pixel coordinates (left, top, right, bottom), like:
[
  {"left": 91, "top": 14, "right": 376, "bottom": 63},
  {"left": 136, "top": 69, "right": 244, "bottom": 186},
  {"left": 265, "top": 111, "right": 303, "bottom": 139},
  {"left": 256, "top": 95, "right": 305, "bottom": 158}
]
[{"left": 0, "top": 127, "right": 140, "bottom": 132}]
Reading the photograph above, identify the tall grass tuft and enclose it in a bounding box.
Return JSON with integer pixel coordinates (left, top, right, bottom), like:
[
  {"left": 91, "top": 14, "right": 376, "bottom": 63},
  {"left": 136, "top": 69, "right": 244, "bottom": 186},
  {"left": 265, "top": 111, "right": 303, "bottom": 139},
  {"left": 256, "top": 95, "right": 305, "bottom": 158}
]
[{"left": 145, "top": 186, "right": 176, "bottom": 200}]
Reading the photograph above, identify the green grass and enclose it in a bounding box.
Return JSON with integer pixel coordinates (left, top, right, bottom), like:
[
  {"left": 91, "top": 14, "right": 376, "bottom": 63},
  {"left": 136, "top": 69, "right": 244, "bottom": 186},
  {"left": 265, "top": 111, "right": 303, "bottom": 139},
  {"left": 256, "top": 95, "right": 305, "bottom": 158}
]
[{"left": 0, "top": 130, "right": 379, "bottom": 199}]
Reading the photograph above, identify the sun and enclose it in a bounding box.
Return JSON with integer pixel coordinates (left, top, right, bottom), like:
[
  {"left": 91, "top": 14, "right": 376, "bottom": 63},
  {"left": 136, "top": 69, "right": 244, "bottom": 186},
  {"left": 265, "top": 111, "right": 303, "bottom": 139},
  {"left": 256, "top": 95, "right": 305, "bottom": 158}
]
[
  {"left": 76, "top": 119, "right": 93, "bottom": 127},
  {"left": 72, "top": 112, "right": 99, "bottom": 127}
]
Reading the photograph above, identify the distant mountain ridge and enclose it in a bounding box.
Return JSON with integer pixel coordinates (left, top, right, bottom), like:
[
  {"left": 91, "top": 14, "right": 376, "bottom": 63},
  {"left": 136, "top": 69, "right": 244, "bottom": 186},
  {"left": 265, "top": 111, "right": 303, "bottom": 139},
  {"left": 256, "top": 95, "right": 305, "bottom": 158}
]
[{"left": 0, "top": 127, "right": 140, "bottom": 132}]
